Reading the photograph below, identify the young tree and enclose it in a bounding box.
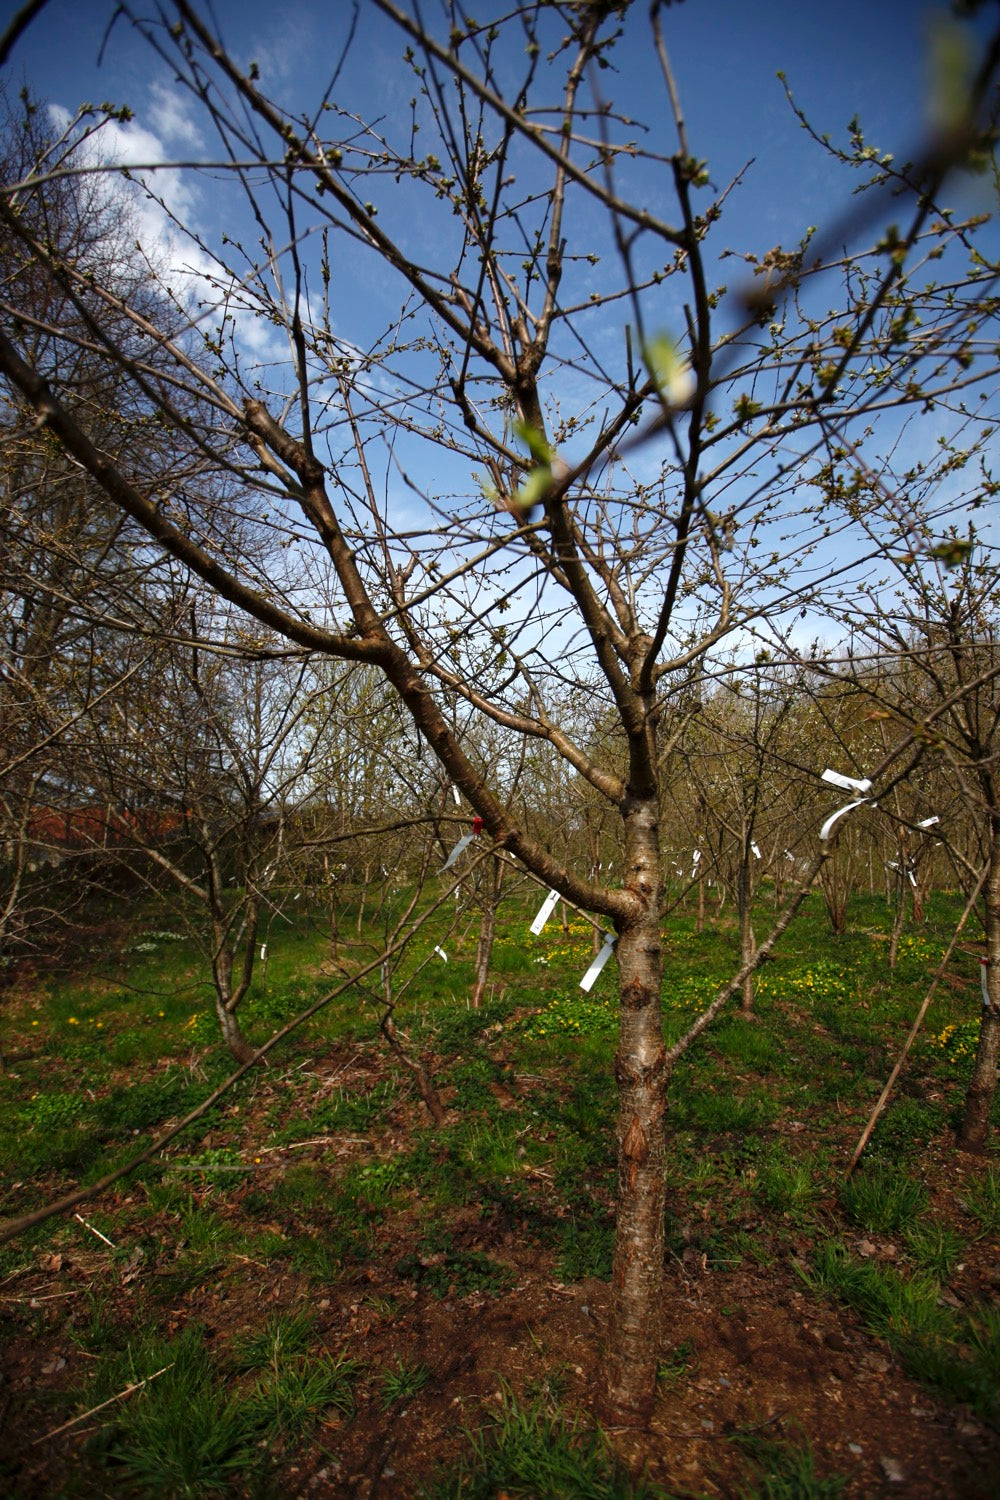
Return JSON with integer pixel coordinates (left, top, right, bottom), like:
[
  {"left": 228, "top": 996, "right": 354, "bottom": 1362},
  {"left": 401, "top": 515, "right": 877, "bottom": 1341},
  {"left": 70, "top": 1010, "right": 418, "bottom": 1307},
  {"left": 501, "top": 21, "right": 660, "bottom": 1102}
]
[
  {"left": 1, "top": 1, "right": 997, "bottom": 1420},
  {"left": 682, "top": 671, "right": 807, "bottom": 1009},
  {"left": 0, "top": 92, "right": 177, "bottom": 965},
  {"left": 824, "top": 545, "right": 1000, "bottom": 1151}
]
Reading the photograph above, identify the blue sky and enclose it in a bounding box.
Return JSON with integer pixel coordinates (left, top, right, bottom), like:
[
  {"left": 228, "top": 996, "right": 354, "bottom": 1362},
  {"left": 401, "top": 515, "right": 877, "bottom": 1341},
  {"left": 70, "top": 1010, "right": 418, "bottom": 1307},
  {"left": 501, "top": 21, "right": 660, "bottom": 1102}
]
[
  {"left": 7, "top": 0, "right": 993, "bottom": 373},
  {"left": 6, "top": 0, "right": 983, "bottom": 252},
  {"left": 3, "top": 0, "right": 997, "bottom": 661}
]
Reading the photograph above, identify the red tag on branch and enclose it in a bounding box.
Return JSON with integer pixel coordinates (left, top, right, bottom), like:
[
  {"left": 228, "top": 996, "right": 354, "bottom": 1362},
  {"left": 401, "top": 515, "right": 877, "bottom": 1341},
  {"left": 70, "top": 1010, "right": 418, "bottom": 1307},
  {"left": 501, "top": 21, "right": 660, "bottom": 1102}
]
[{"left": 472, "top": 817, "right": 484, "bottom": 834}]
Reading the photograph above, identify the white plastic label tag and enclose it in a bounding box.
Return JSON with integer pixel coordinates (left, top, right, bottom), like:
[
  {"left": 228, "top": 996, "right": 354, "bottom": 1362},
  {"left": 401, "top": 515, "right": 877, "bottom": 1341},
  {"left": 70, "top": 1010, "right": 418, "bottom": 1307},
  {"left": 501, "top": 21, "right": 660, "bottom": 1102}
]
[
  {"left": 820, "top": 799, "right": 871, "bottom": 841},
  {"left": 530, "top": 889, "right": 561, "bottom": 936},
  {"left": 579, "top": 933, "right": 615, "bottom": 993},
  {"left": 441, "top": 832, "right": 474, "bottom": 872},
  {"left": 822, "top": 768, "right": 873, "bottom": 794}
]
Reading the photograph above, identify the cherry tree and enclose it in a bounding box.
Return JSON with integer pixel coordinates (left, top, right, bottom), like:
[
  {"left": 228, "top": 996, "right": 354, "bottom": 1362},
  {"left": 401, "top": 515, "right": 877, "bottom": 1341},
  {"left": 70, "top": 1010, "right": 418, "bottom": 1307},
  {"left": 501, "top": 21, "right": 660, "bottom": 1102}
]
[{"left": 1, "top": 0, "right": 997, "bottom": 1420}]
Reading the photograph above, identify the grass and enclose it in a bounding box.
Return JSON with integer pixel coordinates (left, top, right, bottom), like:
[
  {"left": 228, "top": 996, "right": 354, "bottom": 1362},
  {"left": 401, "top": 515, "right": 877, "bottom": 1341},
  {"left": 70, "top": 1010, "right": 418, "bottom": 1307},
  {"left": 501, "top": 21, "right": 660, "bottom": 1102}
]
[
  {"left": 380, "top": 1358, "right": 430, "bottom": 1410},
  {"left": 422, "top": 1387, "right": 667, "bottom": 1498},
  {"left": 838, "top": 1163, "right": 929, "bottom": 1234},
  {"left": 395, "top": 1236, "right": 515, "bottom": 1298},
  {"left": 249, "top": 1349, "right": 360, "bottom": 1435},
  {"left": 803, "top": 1242, "right": 998, "bottom": 1420},
  {"left": 961, "top": 1166, "right": 1000, "bottom": 1234},
  {"left": 556, "top": 1208, "right": 615, "bottom": 1280},
  {"left": 753, "top": 1158, "right": 821, "bottom": 1218},
  {"left": 1, "top": 883, "right": 998, "bottom": 1497},
  {"left": 80, "top": 1325, "right": 271, "bottom": 1497},
  {"left": 72, "top": 1320, "right": 360, "bottom": 1493},
  {"left": 229, "top": 1309, "right": 318, "bottom": 1370},
  {"left": 902, "top": 1219, "right": 965, "bottom": 1279},
  {"left": 733, "top": 1426, "right": 846, "bottom": 1498}
]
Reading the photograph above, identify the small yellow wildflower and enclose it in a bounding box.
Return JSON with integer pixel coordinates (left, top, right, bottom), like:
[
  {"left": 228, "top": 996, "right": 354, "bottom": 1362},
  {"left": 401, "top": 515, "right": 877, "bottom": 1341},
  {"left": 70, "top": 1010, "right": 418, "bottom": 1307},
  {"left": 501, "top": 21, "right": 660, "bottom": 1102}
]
[{"left": 68, "top": 1017, "right": 79, "bottom": 1025}]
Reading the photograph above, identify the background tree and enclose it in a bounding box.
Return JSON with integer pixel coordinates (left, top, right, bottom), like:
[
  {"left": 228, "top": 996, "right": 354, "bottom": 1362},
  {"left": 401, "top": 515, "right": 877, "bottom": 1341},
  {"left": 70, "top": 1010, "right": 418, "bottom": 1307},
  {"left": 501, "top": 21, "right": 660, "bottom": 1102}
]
[
  {"left": 0, "top": 92, "right": 176, "bottom": 968},
  {"left": 827, "top": 541, "right": 1000, "bottom": 1151},
  {"left": 682, "top": 669, "right": 808, "bottom": 1009}
]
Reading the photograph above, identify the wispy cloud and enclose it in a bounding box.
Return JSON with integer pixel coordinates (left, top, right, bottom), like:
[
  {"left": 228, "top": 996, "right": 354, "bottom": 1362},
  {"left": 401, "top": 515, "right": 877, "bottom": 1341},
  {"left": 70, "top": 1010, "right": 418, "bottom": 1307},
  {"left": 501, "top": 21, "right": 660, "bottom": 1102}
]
[
  {"left": 46, "top": 101, "right": 288, "bottom": 365},
  {"left": 146, "top": 80, "right": 205, "bottom": 153}
]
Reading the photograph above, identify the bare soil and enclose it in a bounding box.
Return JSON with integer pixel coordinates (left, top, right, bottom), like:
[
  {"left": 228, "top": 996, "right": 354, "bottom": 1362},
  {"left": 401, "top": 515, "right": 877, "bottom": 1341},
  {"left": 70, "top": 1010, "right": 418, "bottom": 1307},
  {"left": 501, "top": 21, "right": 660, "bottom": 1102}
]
[{"left": 2, "top": 1037, "right": 998, "bottom": 1498}]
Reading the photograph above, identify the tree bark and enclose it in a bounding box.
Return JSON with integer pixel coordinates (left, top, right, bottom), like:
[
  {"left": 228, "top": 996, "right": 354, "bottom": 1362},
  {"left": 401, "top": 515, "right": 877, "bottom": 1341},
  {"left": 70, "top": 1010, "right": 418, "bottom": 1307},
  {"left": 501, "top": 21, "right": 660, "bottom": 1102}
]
[
  {"left": 470, "top": 855, "right": 502, "bottom": 1009},
  {"left": 888, "top": 870, "right": 906, "bottom": 971},
  {"left": 960, "top": 829, "right": 1000, "bottom": 1151},
  {"left": 213, "top": 997, "right": 256, "bottom": 1065},
  {"left": 380, "top": 1010, "right": 445, "bottom": 1125},
  {"left": 598, "top": 792, "right": 666, "bottom": 1425},
  {"left": 738, "top": 857, "right": 756, "bottom": 1013}
]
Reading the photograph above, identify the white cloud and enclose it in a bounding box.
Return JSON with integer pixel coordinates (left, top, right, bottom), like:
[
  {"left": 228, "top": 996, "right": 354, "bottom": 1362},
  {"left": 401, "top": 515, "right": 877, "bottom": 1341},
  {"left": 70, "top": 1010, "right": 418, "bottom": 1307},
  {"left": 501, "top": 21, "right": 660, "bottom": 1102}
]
[
  {"left": 147, "top": 81, "right": 205, "bottom": 153},
  {"left": 45, "top": 101, "right": 289, "bottom": 366},
  {"left": 47, "top": 102, "right": 197, "bottom": 240}
]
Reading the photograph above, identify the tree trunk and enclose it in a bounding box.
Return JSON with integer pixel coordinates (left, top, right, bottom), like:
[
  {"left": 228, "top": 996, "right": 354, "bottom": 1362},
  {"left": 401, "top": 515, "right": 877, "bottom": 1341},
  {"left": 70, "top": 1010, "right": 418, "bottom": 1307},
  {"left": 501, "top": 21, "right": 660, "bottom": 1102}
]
[
  {"left": 329, "top": 896, "right": 340, "bottom": 963},
  {"left": 355, "top": 861, "right": 369, "bottom": 937},
  {"left": 738, "top": 861, "right": 756, "bottom": 1013},
  {"left": 470, "top": 855, "right": 502, "bottom": 1008},
  {"left": 598, "top": 795, "right": 666, "bottom": 1426},
  {"left": 209, "top": 897, "right": 257, "bottom": 1065},
  {"left": 888, "top": 872, "right": 906, "bottom": 970},
  {"left": 380, "top": 1009, "right": 445, "bottom": 1125},
  {"left": 912, "top": 877, "right": 925, "bottom": 925},
  {"left": 820, "top": 859, "right": 849, "bottom": 936},
  {"left": 213, "top": 996, "right": 257, "bottom": 1065},
  {"left": 960, "top": 834, "right": 1000, "bottom": 1151}
]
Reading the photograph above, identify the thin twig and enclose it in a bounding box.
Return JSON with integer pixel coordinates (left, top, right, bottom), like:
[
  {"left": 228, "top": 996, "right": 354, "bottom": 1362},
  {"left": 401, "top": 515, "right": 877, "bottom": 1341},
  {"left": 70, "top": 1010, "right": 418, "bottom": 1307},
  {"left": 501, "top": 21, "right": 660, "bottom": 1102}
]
[
  {"left": 256, "top": 1135, "right": 340, "bottom": 1153},
  {"left": 652, "top": 1406, "right": 788, "bottom": 1441},
  {"left": 845, "top": 865, "right": 987, "bottom": 1178},
  {"left": 73, "top": 1214, "right": 115, "bottom": 1248},
  {"left": 0, "top": 1290, "right": 81, "bottom": 1303},
  {"left": 32, "top": 1365, "right": 174, "bottom": 1445},
  {"left": 166, "top": 1164, "right": 258, "bottom": 1173}
]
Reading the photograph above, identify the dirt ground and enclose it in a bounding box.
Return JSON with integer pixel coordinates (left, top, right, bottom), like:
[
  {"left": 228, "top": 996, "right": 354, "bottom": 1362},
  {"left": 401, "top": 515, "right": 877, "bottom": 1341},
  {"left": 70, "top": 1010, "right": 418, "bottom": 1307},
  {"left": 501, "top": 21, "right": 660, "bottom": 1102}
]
[
  {"left": 2, "top": 1033, "right": 999, "bottom": 1498},
  {"left": 3, "top": 1192, "right": 999, "bottom": 1497}
]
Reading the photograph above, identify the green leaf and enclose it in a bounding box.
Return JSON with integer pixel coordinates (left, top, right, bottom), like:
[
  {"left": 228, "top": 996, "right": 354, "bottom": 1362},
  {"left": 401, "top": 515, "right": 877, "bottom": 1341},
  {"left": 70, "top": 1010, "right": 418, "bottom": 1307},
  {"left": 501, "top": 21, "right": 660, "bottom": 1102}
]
[
  {"left": 734, "top": 393, "right": 763, "bottom": 424},
  {"left": 928, "top": 537, "right": 974, "bottom": 568},
  {"left": 643, "top": 334, "right": 696, "bottom": 406},
  {"left": 512, "top": 418, "right": 553, "bottom": 465},
  {"left": 511, "top": 466, "right": 552, "bottom": 510}
]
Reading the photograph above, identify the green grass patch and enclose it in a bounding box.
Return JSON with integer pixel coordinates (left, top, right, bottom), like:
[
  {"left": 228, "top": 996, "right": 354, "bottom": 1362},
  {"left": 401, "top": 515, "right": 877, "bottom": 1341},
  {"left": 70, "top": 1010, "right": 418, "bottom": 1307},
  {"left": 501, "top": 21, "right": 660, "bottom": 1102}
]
[
  {"left": 804, "top": 1242, "right": 998, "bottom": 1420},
  {"left": 1, "top": 881, "right": 995, "bottom": 1494},
  {"left": 838, "top": 1165, "right": 929, "bottom": 1235},
  {"left": 422, "top": 1387, "right": 668, "bottom": 1498},
  {"left": 732, "top": 1424, "right": 847, "bottom": 1498}
]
